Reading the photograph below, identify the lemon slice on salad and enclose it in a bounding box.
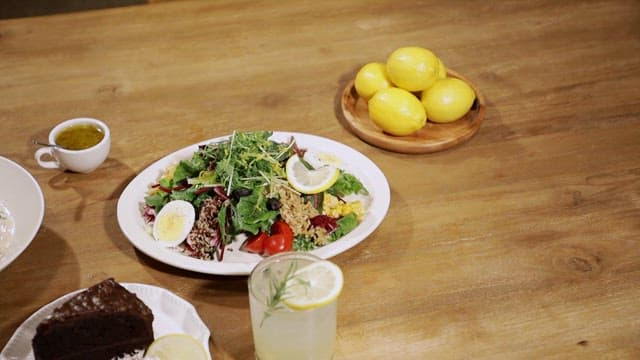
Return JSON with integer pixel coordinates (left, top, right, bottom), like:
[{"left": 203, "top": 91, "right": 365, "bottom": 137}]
[
  {"left": 283, "top": 260, "right": 344, "bottom": 311},
  {"left": 145, "top": 333, "right": 209, "bottom": 360},
  {"left": 286, "top": 154, "right": 339, "bottom": 194}
]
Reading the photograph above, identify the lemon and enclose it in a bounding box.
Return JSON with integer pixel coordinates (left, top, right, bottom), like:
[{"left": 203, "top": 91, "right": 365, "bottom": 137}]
[
  {"left": 421, "top": 77, "right": 476, "bottom": 123},
  {"left": 354, "top": 62, "right": 392, "bottom": 99},
  {"left": 437, "top": 58, "right": 447, "bottom": 79},
  {"left": 283, "top": 260, "right": 343, "bottom": 310},
  {"left": 386, "top": 46, "right": 441, "bottom": 92},
  {"left": 145, "top": 333, "right": 209, "bottom": 360},
  {"left": 286, "top": 155, "right": 340, "bottom": 194},
  {"left": 368, "top": 87, "right": 426, "bottom": 136}
]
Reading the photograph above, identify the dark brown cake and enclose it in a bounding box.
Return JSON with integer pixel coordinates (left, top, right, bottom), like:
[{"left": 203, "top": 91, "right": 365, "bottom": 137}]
[{"left": 32, "top": 278, "right": 154, "bottom": 360}]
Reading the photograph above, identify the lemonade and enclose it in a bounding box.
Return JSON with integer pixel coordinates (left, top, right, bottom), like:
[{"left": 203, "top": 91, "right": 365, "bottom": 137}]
[{"left": 248, "top": 252, "right": 342, "bottom": 360}]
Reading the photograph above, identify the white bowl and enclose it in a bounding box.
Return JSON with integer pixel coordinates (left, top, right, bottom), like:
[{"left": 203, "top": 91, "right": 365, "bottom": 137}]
[{"left": 0, "top": 156, "right": 45, "bottom": 272}]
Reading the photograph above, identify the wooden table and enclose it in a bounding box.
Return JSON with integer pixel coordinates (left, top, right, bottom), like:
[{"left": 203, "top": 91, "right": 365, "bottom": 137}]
[{"left": 1, "top": 0, "right": 639, "bottom": 358}]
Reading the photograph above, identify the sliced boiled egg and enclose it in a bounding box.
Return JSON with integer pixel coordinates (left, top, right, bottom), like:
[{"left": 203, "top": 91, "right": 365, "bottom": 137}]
[{"left": 152, "top": 200, "right": 196, "bottom": 247}]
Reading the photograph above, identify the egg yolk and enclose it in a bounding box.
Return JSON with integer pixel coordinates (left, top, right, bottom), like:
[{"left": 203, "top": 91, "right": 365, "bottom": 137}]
[{"left": 156, "top": 212, "right": 187, "bottom": 243}]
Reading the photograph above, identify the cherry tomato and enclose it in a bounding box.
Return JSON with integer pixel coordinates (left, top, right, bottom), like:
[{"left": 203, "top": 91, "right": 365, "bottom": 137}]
[
  {"left": 241, "top": 231, "right": 267, "bottom": 254},
  {"left": 271, "top": 220, "right": 294, "bottom": 242},
  {"left": 263, "top": 233, "right": 293, "bottom": 256}
]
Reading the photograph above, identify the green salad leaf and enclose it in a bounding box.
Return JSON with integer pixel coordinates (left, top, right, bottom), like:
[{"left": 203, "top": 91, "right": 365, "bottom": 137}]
[
  {"left": 144, "top": 191, "right": 168, "bottom": 213},
  {"left": 329, "top": 212, "right": 359, "bottom": 242},
  {"left": 173, "top": 158, "right": 201, "bottom": 184},
  {"left": 327, "top": 172, "right": 368, "bottom": 197},
  {"left": 187, "top": 170, "right": 217, "bottom": 185},
  {"left": 232, "top": 189, "right": 279, "bottom": 235},
  {"left": 169, "top": 186, "right": 198, "bottom": 203}
]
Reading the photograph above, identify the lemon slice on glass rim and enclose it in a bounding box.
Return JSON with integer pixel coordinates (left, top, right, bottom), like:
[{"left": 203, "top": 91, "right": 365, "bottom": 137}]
[
  {"left": 283, "top": 260, "right": 344, "bottom": 311},
  {"left": 145, "top": 333, "right": 209, "bottom": 360},
  {"left": 285, "top": 154, "right": 340, "bottom": 194}
]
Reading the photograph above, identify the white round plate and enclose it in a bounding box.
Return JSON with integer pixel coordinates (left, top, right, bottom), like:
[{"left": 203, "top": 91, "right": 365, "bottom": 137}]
[
  {"left": 0, "top": 283, "right": 212, "bottom": 359},
  {"left": 116, "top": 132, "right": 390, "bottom": 275},
  {"left": 0, "top": 156, "right": 45, "bottom": 272}
]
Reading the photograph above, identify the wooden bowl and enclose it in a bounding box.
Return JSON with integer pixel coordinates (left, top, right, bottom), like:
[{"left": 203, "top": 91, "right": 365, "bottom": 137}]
[{"left": 340, "top": 69, "right": 486, "bottom": 154}]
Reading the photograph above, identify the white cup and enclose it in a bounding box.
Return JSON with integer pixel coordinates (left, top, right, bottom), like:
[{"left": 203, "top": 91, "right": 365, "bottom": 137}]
[{"left": 35, "top": 117, "right": 111, "bottom": 173}]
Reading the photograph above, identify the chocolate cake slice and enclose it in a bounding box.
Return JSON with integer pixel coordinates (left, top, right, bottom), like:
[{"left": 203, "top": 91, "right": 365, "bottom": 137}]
[{"left": 32, "top": 278, "right": 154, "bottom": 360}]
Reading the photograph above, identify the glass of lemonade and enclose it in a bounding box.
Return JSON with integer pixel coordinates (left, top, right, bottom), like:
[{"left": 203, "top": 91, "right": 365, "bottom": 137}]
[{"left": 248, "top": 252, "right": 343, "bottom": 360}]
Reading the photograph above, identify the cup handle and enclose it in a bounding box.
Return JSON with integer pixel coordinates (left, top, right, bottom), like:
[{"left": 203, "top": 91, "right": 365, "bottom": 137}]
[{"left": 35, "top": 147, "right": 61, "bottom": 169}]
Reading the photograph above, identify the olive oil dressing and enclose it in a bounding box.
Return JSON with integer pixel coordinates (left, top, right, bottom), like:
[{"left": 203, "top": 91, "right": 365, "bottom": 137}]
[{"left": 55, "top": 123, "right": 104, "bottom": 150}]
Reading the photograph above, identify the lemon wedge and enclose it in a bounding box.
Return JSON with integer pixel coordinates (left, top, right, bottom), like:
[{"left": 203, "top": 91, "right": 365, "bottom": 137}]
[
  {"left": 145, "top": 333, "right": 209, "bottom": 360},
  {"left": 285, "top": 155, "right": 339, "bottom": 194},
  {"left": 283, "top": 260, "right": 343, "bottom": 311}
]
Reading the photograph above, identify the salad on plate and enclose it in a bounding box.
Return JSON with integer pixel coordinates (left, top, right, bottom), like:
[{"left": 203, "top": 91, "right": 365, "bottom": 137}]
[{"left": 141, "top": 131, "right": 370, "bottom": 261}]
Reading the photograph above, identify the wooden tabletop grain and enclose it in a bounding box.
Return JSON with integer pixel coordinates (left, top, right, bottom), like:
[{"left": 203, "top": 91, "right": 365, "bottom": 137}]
[{"left": 1, "top": 0, "right": 639, "bottom": 359}]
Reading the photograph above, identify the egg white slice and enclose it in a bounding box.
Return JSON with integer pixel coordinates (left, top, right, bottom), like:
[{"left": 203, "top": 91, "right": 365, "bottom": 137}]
[{"left": 152, "top": 200, "right": 196, "bottom": 247}]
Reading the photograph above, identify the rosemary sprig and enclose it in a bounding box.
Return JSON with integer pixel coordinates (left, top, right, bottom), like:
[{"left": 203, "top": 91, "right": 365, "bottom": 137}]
[{"left": 260, "top": 260, "right": 310, "bottom": 327}]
